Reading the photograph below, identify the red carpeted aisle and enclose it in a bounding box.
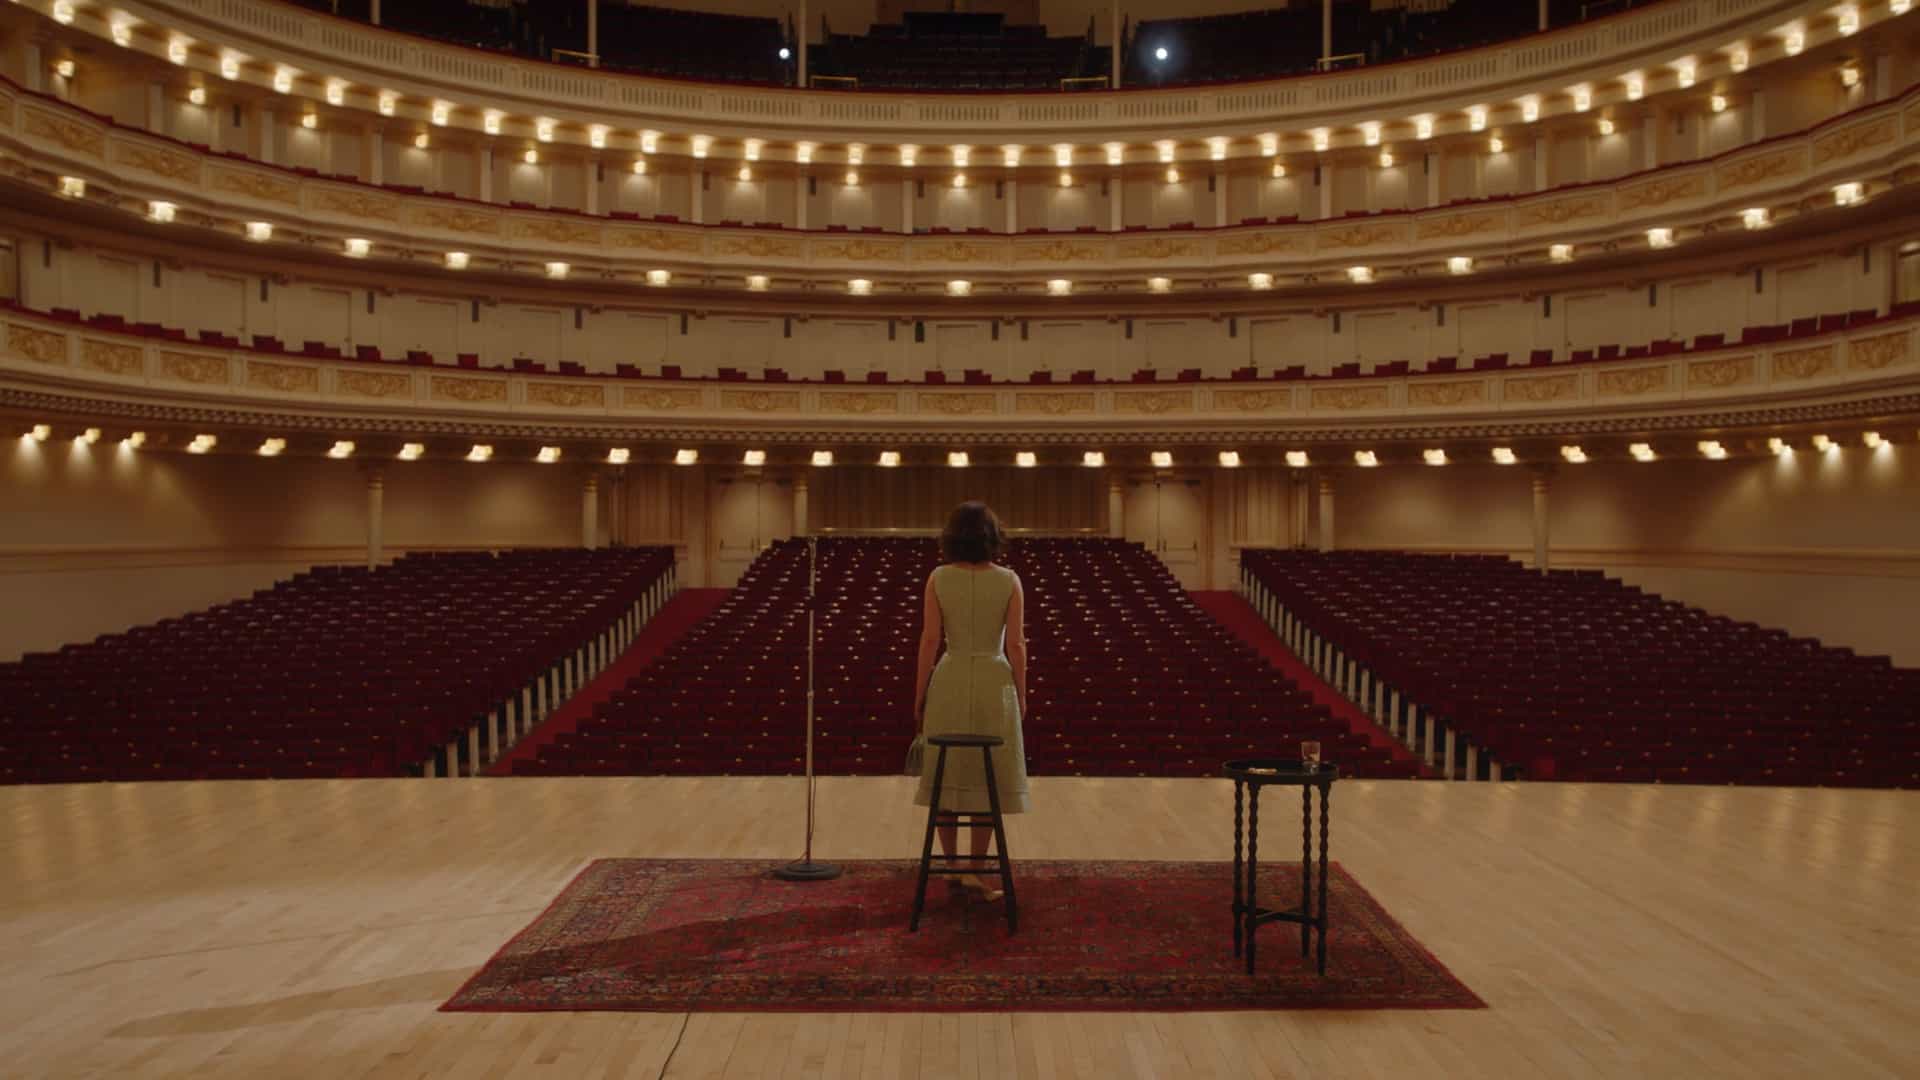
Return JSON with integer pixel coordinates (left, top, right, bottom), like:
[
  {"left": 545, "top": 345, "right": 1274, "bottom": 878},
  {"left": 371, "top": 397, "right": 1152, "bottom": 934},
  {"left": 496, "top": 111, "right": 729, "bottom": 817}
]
[
  {"left": 1192, "top": 591, "right": 1431, "bottom": 778},
  {"left": 490, "top": 588, "right": 729, "bottom": 776}
]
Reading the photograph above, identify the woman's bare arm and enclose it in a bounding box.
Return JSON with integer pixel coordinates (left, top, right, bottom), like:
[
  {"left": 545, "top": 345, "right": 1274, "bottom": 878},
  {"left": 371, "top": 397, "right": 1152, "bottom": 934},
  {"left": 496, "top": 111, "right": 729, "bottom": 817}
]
[
  {"left": 911, "top": 572, "right": 943, "bottom": 725},
  {"left": 1005, "top": 572, "right": 1028, "bottom": 717}
]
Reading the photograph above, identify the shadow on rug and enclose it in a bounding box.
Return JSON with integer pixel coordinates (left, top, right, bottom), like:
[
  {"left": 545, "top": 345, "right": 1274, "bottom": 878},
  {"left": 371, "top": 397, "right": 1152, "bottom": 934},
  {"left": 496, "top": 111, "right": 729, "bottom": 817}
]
[{"left": 442, "top": 859, "right": 1483, "bottom": 1013}]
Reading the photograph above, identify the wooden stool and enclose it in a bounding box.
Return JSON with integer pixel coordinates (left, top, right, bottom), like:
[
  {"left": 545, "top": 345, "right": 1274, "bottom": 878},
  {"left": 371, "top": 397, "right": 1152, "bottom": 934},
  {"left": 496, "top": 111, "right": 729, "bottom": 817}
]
[{"left": 910, "top": 733, "right": 1017, "bottom": 932}]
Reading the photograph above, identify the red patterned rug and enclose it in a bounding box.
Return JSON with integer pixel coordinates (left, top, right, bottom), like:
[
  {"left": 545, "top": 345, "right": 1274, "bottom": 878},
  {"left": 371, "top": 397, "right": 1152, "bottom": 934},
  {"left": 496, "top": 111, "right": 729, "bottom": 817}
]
[{"left": 442, "top": 859, "right": 1483, "bottom": 1013}]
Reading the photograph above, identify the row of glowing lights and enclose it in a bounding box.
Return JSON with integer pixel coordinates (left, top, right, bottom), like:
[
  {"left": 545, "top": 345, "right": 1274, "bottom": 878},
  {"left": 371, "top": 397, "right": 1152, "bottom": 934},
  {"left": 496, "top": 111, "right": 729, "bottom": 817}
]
[
  {"left": 28, "top": 427, "right": 1890, "bottom": 465},
  {"left": 53, "top": 0, "right": 1901, "bottom": 170},
  {"left": 56, "top": 170, "right": 1870, "bottom": 290}
]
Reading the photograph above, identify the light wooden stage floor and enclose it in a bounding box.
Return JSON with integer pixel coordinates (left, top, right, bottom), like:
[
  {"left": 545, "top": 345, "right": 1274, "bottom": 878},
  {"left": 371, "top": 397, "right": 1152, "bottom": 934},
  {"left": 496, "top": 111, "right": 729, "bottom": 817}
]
[{"left": 3, "top": 776, "right": 1917, "bottom": 1079}]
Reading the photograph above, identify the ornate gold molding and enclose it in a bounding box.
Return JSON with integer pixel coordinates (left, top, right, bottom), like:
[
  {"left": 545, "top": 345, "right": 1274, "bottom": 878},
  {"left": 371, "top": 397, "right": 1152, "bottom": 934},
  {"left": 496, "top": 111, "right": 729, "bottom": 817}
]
[
  {"left": 610, "top": 227, "right": 701, "bottom": 253},
  {"left": 713, "top": 234, "right": 805, "bottom": 258},
  {"left": 113, "top": 141, "right": 202, "bottom": 183},
  {"left": 81, "top": 338, "right": 142, "bottom": 376},
  {"left": 721, "top": 389, "right": 802, "bottom": 412},
  {"left": 158, "top": 351, "right": 230, "bottom": 385},
  {"left": 513, "top": 219, "right": 601, "bottom": 245},
  {"left": 1714, "top": 146, "right": 1804, "bottom": 191},
  {"left": 1847, "top": 331, "right": 1910, "bottom": 371},
  {"left": 209, "top": 166, "right": 300, "bottom": 206},
  {"left": 409, "top": 205, "right": 501, "bottom": 235},
  {"left": 622, "top": 386, "right": 703, "bottom": 410},
  {"left": 910, "top": 240, "right": 1003, "bottom": 264},
  {"left": 308, "top": 187, "right": 402, "bottom": 222},
  {"left": 1596, "top": 365, "right": 1670, "bottom": 397},
  {"left": 1688, "top": 354, "right": 1756, "bottom": 389},
  {"left": 1013, "top": 391, "right": 1095, "bottom": 415},
  {"left": 1772, "top": 344, "right": 1835, "bottom": 381},
  {"left": 1115, "top": 237, "right": 1203, "bottom": 260},
  {"left": 1310, "top": 385, "right": 1390, "bottom": 410},
  {"left": 7, "top": 324, "right": 70, "bottom": 365},
  {"left": 1407, "top": 379, "right": 1487, "bottom": 407},
  {"left": 820, "top": 390, "right": 901, "bottom": 414},
  {"left": 245, "top": 360, "right": 321, "bottom": 394},
  {"left": 1215, "top": 232, "right": 1308, "bottom": 256},
  {"left": 1011, "top": 239, "right": 1104, "bottom": 263},
  {"left": 22, "top": 107, "right": 104, "bottom": 157},
  {"left": 1503, "top": 373, "right": 1580, "bottom": 403},
  {"left": 1210, "top": 388, "right": 1291, "bottom": 412},
  {"left": 813, "top": 238, "right": 907, "bottom": 261},
  {"left": 917, "top": 392, "right": 997, "bottom": 415},
  {"left": 1414, "top": 212, "right": 1502, "bottom": 241},
  {"left": 526, "top": 382, "right": 606, "bottom": 408},
  {"left": 336, "top": 370, "right": 413, "bottom": 399},
  {"left": 1317, "top": 224, "right": 1407, "bottom": 251},
  {"left": 1617, "top": 171, "right": 1708, "bottom": 211},
  {"left": 1516, "top": 193, "right": 1610, "bottom": 228},
  {"left": 1114, "top": 389, "right": 1194, "bottom": 415},
  {"left": 1813, "top": 115, "right": 1897, "bottom": 165},
  {"left": 430, "top": 375, "right": 509, "bottom": 403}
]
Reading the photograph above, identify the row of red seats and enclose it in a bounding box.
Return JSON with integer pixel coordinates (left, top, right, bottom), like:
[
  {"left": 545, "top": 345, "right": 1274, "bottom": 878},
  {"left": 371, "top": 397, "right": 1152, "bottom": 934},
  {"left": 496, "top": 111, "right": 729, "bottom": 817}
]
[
  {"left": 520, "top": 537, "right": 1417, "bottom": 779},
  {"left": 0, "top": 548, "right": 675, "bottom": 785},
  {"left": 1240, "top": 550, "right": 1920, "bottom": 788}
]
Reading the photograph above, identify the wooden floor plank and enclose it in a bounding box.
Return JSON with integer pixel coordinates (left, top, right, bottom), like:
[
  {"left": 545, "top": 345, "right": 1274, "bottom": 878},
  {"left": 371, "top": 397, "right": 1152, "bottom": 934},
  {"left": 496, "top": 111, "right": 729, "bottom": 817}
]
[{"left": 1, "top": 777, "right": 1917, "bottom": 1079}]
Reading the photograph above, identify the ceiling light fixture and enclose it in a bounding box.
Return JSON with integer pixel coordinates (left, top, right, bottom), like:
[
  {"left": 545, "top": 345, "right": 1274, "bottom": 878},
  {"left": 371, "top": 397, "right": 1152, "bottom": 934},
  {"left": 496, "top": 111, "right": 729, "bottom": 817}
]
[
  {"left": 1492, "top": 447, "right": 1518, "bottom": 465},
  {"left": 810, "top": 450, "right": 834, "bottom": 467},
  {"left": 398, "top": 442, "right": 425, "bottom": 460},
  {"left": 608, "top": 448, "right": 631, "bottom": 464},
  {"left": 948, "top": 451, "right": 970, "bottom": 468},
  {"left": 1016, "top": 451, "right": 1038, "bottom": 468},
  {"left": 674, "top": 448, "right": 699, "bottom": 465},
  {"left": 536, "top": 446, "right": 562, "bottom": 463},
  {"left": 1222, "top": 450, "right": 1246, "bottom": 468},
  {"left": 1082, "top": 451, "right": 1106, "bottom": 468},
  {"left": 327, "top": 440, "right": 356, "bottom": 459},
  {"left": 742, "top": 449, "right": 766, "bottom": 467}
]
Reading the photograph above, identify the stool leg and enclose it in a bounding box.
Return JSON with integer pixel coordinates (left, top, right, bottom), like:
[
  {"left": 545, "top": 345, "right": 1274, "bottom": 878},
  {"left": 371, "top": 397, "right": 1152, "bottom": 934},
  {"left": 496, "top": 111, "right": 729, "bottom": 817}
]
[
  {"left": 1232, "top": 779, "right": 1244, "bottom": 959},
  {"left": 1300, "top": 785, "right": 1312, "bottom": 959},
  {"left": 981, "top": 745, "right": 1016, "bottom": 932},
  {"left": 1317, "top": 782, "right": 1331, "bottom": 975},
  {"left": 1246, "top": 787, "right": 1260, "bottom": 976},
  {"left": 909, "top": 747, "right": 950, "bottom": 932}
]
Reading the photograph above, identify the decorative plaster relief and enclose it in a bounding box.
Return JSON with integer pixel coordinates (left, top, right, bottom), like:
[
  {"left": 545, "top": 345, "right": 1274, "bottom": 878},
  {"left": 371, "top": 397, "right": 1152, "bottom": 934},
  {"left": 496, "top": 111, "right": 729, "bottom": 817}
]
[
  {"left": 245, "top": 361, "right": 321, "bottom": 393},
  {"left": 917, "top": 392, "right": 997, "bottom": 415},
  {"left": 7, "top": 324, "right": 70, "bottom": 365},
  {"left": 158, "top": 351, "right": 230, "bottom": 384},
  {"left": 1687, "top": 354, "right": 1756, "bottom": 389},
  {"left": 526, "top": 382, "right": 606, "bottom": 408},
  {"left": 431, "top": 375, "right": 509, "bottom": 403}
]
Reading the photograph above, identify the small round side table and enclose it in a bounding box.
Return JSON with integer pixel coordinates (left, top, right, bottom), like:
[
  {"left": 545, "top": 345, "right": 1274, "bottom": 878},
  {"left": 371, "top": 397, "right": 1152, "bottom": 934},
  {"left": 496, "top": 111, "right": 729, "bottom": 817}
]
[{"left": 1224, "top": 758, "right": 1338, "bottom": 975}]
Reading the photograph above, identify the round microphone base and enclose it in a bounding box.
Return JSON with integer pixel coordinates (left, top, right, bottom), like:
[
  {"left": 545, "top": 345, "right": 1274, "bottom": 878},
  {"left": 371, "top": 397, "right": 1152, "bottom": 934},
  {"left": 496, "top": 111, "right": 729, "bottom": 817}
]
[{"left": 772, "top": 860, "right": 843, "bottom": 882}]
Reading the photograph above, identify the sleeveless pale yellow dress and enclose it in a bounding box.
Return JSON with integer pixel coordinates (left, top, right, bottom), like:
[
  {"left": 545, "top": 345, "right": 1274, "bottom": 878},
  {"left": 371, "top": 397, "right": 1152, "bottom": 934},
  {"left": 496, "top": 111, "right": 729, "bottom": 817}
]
[{"left": 913, "top": 563, "right": 1031, "bottom": 814}]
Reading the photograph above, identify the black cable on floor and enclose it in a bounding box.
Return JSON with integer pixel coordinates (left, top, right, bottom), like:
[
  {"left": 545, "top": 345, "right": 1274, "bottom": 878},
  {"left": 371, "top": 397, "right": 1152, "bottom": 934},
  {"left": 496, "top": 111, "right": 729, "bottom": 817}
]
[{"left": 656, "top": 1011, "right": 692, "bottom": 1080}]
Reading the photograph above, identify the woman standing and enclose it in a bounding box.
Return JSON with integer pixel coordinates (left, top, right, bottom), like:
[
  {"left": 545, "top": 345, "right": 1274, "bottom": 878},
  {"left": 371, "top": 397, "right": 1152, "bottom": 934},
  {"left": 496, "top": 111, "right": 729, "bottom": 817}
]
[{"left": 912, "top": 501, "right": 1030, "bottom": 899}]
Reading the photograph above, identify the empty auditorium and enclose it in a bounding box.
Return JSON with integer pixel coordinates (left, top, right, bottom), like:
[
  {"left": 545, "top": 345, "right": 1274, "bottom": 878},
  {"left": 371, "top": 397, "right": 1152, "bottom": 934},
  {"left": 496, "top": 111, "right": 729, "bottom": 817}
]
[{"left": 3, "top": 0, "right": 1918, "bottom": 1075}]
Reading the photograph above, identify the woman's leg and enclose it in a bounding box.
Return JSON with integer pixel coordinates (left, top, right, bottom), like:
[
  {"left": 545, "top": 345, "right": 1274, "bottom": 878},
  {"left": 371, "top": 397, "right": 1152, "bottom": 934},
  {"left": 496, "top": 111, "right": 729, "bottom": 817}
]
[
  {"left": 964, "top": 826, "right": 1001, "bottom": 895},
  {"left": 938, "top": 825, "right": 958, "bottom": 861}
]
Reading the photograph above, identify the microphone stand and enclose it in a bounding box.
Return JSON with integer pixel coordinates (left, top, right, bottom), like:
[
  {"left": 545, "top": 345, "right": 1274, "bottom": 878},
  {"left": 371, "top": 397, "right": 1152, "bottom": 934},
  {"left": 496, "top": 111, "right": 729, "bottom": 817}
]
[{"left": 774, "top": 535, "right": 841, "bottom": 881}]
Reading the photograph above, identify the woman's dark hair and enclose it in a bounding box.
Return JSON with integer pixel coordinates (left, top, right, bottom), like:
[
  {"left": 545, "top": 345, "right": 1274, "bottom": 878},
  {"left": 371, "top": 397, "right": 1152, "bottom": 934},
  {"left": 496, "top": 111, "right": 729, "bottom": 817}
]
[{"left": 941, "top": 501, "right": 1006, "bottom": 563}]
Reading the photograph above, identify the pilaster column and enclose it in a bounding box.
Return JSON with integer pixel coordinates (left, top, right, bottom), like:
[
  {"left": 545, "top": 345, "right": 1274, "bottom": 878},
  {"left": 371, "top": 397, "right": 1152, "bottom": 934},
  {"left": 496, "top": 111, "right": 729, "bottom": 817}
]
[
  {"left": 1873, "top": 51, "right": 1893, "bottom": 103},
  {"left": 23, "top": 40, "right": 44, "bottom": 94},
  {"left": 1640, "top": 110, "right": 1659, "bottom": 171},
  {"left": 1532, "top": 135, "right": 1548, "bottom": 192},
  {"left": 147, "top": 83, "right": 168, "bottom": 138},
  {"left": 582, "top": 472, "right": 600, "bottom": 549},
  {"left": 1109, "top": 174, "right": 1123, "bottom": 231},
  {"left": 902, "top": 177, "right": 914, "bottom": 234},
  {"left": 585, "top": 154, "right": 601, "bottom": 215},
  {"left": 691, "top": 168, "right": 704, "bottom": 224},
  {"left": 1108, "top": 478, "right": 1125, "bottom": 537},
  {"left": 1318, "top": 162, "right": 1333, "bottom": 219},
  {"left": 1749, "top": 89, "right": 1766, "bottom": 143},
  {"left": 1317, "top": 472, "right": 1335, "bottom": 553},
  {"left": 794, "top": 476, "right": 809, "bottom": 536},
  {"left": 587, "top": 0, "right": 599, "bottom": 67},
  {"left": 368, "top": 124, "right": 384, "bottom": 186},
  {"left": 1005, "top": 178, "right": 1018, "bottom": 233},
  {"left": 1531, "top": 467, "right": 1552, "bottom": 573},
  {"left": 1425, "top": 152, "right": 1440, "bottom": 206},
  {"left": 796, "top": 167, "right": 809, "bottom": 229},
  {"left": 1321, "top": 0, "right": 1332, "bottom": 60},
  {"left": 478, "top": 146, "right": 494, "bottom": 202},
  {"left": 366, "top": 466, "right": 385, "bottom": 569},
  {"left": 253, "top": 102, "right": 276, "bottom": 165},
  {"left": 1212, "top": 169, "right": 1225, "bottom": 226}
]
